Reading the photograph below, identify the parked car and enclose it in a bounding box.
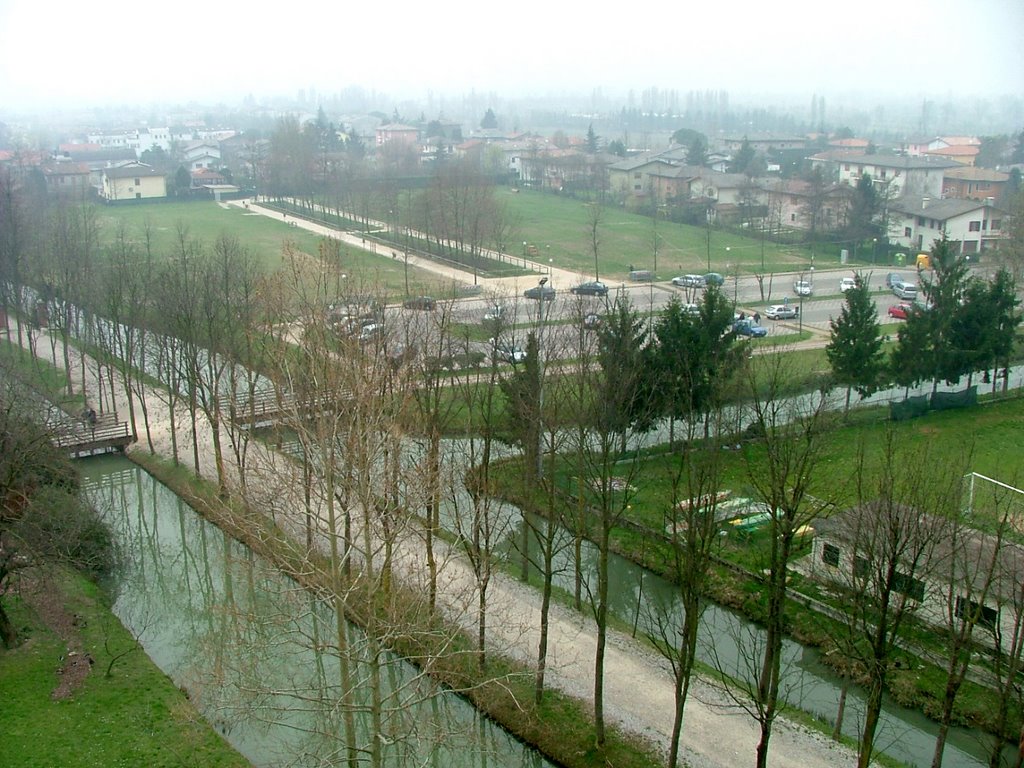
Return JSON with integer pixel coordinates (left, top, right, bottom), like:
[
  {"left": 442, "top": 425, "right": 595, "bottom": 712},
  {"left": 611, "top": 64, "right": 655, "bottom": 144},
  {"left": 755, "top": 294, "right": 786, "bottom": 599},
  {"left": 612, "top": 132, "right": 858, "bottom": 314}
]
[
  {"left": 839, "top": 277, "right": 857, "bottom": 292},
  {"left": 682, "top": 302, "right": 701, "bottom": 316},
  {"left": 733, "top": 317, "right": 768, "bottom": 337},
  {"left": 703, "top": 272, "right": 725, "bottom": 287},
  {"left": 765, "top": 304, "right": 799, "bottom": 320},
  {"left": 489, "top": 338, "right": 526, "bottom": 364},
  {"left": 570, "top": 280, "right": 609, "bottom": 297},
  {"left": 672, "top": 274, "right": 705, "bottom": 289},
  {"left": 357, "top": 323, "right": 383, "bottom": 342},
  {"left": 891, "top": 280, "right": 917, "bottom": 300},
  {"left": 886, "top": 272, "right": 906, "bottom": 289},
  {"left": 629, "top": 269, "right": 655, "bottom": 282},
  {"left": 582, "top": 312, "right": 602, "bottom": 330},
  {"left": 402, "top": 296, "right": 436, "bottom": 310},
  {"left": 523, "top": 284, "right": 556, "bottom": 301},
  {"left": 887, "top": 303, "right": 915, "bottom": 319},
  {"left": 483, "top": 304, "right": 505, "bottom": 321}
]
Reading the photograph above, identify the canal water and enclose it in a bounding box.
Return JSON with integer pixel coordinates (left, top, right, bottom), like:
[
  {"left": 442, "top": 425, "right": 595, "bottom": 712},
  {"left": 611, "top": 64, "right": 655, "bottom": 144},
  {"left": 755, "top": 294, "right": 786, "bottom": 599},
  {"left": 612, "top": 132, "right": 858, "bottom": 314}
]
[{"left": 81, "top": 456, "right": 552, "bottom": 768}]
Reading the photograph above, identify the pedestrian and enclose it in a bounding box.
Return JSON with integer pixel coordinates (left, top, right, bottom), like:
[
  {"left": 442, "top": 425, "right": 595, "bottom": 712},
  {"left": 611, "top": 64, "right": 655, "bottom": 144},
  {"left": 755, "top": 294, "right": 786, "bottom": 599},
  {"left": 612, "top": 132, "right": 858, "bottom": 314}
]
[
  {"left": 739, "top": 311, "right": 745, "bottom": 321},
  {"left": 753, "top": 312, "right": 761, "bottom": 325}
]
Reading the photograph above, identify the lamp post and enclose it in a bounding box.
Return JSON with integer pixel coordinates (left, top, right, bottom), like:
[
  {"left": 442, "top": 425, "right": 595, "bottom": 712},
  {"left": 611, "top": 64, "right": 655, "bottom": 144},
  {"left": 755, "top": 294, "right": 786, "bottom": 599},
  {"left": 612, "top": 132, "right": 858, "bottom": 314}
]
[
  {"left": 705, "top": 208, "right": 712, "bottom": 273},
  {"left": 536, "top": 277, "right": 549, "bottom": 480}
]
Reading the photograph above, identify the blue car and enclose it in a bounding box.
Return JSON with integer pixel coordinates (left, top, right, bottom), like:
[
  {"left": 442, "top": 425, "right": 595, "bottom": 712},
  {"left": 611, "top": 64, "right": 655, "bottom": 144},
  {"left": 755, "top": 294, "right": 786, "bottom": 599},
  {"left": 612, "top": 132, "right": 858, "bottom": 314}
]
[{"left": 733, "top": 318, "right": 767, "bottom": 338}]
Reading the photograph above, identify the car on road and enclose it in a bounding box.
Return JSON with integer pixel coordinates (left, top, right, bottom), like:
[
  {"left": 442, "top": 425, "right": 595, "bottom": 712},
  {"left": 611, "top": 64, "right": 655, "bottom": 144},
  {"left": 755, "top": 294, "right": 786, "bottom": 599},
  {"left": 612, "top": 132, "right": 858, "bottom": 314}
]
[
  {"left": 570, "top": 280, "right": 609, "bottom": 297},
  {"left": 887, "top": 303, "right": 915, "bottom": 320},
  {"left": 793, "top": 279, "right": 813, "bottom": 297},
  {"left": 733, "top": 317, "right": 768, "bottom": 337},
  {"left": 402, "top": 296, "right": 437, "bottom": 310},
  {"left": 523, "top": 284, "right": 556, "bottom": 301},
  {"left": 672, "top": 274, "right": 705, "bottom": 288},
  {"left": 582, "top": 312, "right": 602, "bottom": 330},
  {"left": 489, "top": 338, "right": 527, "bottom": 364},
  {"left": 703, "top": 272, "right": 725, "bottom": 287},
  {"left": 839, "top": 277, "right": 857, "bottom": 292},
  {"left": 765, "top": 304, "right": 799, "bottom": 320},
  {"left": 891, "top": 279, "right": 917, "bottom": 300}
]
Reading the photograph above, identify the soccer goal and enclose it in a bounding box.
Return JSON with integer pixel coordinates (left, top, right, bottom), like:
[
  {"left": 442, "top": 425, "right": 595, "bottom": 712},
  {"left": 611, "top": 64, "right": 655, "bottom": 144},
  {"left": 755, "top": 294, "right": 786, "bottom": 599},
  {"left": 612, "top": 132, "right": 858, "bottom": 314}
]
[{"left": 963, "top": 471, "right": 1024, "bottom": 532}]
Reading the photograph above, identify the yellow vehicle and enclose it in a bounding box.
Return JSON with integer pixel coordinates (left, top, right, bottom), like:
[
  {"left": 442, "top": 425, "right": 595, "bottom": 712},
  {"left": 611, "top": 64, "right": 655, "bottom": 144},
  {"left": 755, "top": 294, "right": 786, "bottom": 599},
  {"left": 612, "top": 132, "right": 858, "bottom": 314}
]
[{"left": 916, "top": 253, "right": 931, "bottom": 270}]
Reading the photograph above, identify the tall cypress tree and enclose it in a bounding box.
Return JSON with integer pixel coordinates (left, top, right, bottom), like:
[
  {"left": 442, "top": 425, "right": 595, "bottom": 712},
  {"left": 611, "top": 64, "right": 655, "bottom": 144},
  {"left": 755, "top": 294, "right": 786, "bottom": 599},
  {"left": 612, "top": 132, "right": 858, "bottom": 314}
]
[{"left": 826, "top": 273, "right": 884, "bottom": 413}]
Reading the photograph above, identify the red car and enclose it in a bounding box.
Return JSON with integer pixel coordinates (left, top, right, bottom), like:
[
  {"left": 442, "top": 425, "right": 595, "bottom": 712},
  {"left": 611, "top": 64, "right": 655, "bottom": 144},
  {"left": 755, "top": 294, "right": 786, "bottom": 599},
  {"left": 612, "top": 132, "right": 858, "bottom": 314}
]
[{"left": 887, "top": 303, "right": 913, "bottom": 320}]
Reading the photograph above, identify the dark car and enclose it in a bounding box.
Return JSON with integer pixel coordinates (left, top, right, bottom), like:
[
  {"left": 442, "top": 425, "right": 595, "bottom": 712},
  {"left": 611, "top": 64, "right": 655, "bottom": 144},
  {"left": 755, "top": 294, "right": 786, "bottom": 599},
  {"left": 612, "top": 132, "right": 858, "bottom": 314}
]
[
  {"left": 703, "top": 272, "right": 725, "bottom": 287},
  {"left": 523, "top": 284, "right": 556, "bottom": 301},
  {"left": 570, "top": 280, "right": 609, "bottom": 297},
  {"left": 733, "top": 318, "right": 768, "bottom": 338},
  {"left": 403, "top": 296, "right": 437, "bottom": 310}
]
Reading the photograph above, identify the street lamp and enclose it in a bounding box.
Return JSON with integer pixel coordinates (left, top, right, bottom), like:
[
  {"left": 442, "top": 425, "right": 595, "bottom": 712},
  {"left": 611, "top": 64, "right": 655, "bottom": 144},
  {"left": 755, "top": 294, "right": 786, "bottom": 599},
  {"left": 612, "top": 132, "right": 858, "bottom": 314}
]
[{"left": 705, "top": 209, "right": 712, "bottom": 272}]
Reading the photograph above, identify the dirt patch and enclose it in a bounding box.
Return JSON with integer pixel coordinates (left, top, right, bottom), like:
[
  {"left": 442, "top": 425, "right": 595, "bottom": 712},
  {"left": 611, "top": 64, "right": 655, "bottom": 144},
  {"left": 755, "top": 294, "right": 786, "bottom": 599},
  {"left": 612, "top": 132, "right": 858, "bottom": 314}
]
[{"left": 20, "top": 572, "right": 93, "bottom": 699}]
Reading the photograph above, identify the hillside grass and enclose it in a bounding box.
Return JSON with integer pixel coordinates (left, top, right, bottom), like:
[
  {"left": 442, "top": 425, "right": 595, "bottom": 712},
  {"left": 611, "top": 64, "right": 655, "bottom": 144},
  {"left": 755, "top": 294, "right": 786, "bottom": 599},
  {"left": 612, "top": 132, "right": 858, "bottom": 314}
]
[{"left": 0, "top": 570, "right": 248, "bottom": 768}]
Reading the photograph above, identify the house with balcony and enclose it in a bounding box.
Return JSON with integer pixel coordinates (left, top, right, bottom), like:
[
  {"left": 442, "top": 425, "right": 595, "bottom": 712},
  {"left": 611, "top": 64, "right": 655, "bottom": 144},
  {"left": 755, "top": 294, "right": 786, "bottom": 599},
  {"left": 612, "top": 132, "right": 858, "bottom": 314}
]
[
  {"left": 809, "top": 501, "right": 1021, "bottom": 650},
  {"left": 943, "top": 166, "right": 1011, "bottom": 204},
  {"left": 375, "top": 123, "right": 420, "bottom": 149},
  {"left": 889, "top": 195, "right": 1004, "bottom": 256},
  {"left": 99, "top": 162, "right": 167, "bottom": 202},
  {"left": 811, "top": 152, "right": 960, "bottom": 199}
]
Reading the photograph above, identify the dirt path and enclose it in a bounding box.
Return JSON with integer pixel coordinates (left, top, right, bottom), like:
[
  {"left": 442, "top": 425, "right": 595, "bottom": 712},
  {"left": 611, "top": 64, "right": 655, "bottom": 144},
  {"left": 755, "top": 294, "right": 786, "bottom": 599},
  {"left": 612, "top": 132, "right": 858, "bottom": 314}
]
[{"left": 11, "top": 317, "right": 862, "bottom": 767}]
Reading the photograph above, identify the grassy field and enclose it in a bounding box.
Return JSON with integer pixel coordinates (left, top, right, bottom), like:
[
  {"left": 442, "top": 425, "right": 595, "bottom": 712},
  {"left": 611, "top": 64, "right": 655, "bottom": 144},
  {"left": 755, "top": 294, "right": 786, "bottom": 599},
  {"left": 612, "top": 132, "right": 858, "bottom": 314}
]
[
  {"left": 495, "top": 189, "right": 819, "bottom": 279},
  {"left": 95, "top": 200, "right": 455, "bottom": 298},
  {"left": 0, "top": 569, "right": 248, "bottom": 768}
]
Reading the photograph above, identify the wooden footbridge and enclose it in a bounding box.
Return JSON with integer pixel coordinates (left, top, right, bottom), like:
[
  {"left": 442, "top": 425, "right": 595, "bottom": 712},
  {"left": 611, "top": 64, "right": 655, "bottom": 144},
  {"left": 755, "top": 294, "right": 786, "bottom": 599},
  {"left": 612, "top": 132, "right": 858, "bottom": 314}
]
[
  {"left": 218, "top": 389, "right": 346, "bottom": 430},
  {"left": 48, "top": 410, "right": 136, "bottom": 459}
]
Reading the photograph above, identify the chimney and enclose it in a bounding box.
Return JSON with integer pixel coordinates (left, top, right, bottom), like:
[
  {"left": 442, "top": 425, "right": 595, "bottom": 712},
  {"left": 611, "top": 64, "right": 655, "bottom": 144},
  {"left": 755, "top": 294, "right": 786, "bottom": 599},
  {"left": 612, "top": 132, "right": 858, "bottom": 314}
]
[{"left": 921, "top": 196, "right": 930, "bottom": 209}]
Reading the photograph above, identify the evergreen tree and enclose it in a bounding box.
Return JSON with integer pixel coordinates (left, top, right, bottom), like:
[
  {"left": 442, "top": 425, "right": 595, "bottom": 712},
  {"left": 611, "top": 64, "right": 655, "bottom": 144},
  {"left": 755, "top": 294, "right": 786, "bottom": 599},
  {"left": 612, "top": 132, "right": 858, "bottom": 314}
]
[
  {"left": 687, "top": 135, "right": 708, "bottom": 166},
  {"left": 480, "top": 108, "right": 498, "bottom": 130},
  {"left": 825, "top": 274, "right": 884, "bottom": 413},
  {"left": 585, "top": 124, "right": 599, "bottom": 153},
  {"left": 595, "top": 297, "right": 656, "bottom": 449},
  {"left": 730, "top": 137, "right": 756, "bottom": 174}
]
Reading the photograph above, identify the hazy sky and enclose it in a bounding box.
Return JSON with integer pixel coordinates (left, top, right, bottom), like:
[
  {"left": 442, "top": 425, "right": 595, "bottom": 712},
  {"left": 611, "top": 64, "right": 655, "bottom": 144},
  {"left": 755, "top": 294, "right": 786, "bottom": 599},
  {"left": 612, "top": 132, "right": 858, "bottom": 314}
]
[{"left": 1, "top": 0, "right": 1022, "bottom": 112}]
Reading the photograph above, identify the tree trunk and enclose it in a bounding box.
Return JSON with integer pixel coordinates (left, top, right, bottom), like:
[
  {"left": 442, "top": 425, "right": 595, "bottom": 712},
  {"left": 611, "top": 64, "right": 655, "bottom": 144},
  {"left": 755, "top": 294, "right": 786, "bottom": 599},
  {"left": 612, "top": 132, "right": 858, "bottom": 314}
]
[
  {"left": 593, "top": 523, "right": 610, "bottom": 750},
  {"left": 833, "top": 680, "right": 848, "bottom": 741},
  {"left": 0, "top": 600, "right": 18, "bottom": 648}
]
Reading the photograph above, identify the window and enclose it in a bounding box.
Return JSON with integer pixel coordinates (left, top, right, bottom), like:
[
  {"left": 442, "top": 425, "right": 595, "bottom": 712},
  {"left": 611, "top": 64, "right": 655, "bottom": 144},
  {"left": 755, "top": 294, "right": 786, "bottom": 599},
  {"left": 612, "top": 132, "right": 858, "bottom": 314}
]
[
  {"left": 634, "top": 184, "right": 642, "bottom": 191},
  {"left": 634, "top": 172, "right": 642, "bottom": 179},
  {"left": 134, "top": 177, "right": 141, "bottom": 185},
  {"left": 854, "top": 556, "right": 870, "bottom": 579},
  {"left": 893, "top": 571, "right": 925, "bottom": 602},
  {"left": 992, "top": 219, "right": 1001, "bottom": 230},
  {"left": 822, "top": 543, "right": 840, "bottom": 567},
  {"left": 969, "top": 221, "right": 981, "bottom": 232},
  {"left": 956, "top": 596, "right": 999, "bottom": 630},
  {"left": 905, "top": 227, "right": 912, "bottom": 238},
  {"left": 791, "top": 213, "right": 796, "bottom": 222}
]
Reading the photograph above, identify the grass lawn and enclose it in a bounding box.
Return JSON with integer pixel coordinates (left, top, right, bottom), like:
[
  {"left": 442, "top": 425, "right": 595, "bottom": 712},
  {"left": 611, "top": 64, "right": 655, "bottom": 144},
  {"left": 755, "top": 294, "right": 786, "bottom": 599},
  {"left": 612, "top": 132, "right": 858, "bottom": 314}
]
[
  {"left": 495, "top": 189, "right": 820, "bottom": 278},
  {"left": 94, "top": 200, "right": 450, "bottom": 298},
  {"left": 0, "top": 570, "right": 247, "bottom": 768}
]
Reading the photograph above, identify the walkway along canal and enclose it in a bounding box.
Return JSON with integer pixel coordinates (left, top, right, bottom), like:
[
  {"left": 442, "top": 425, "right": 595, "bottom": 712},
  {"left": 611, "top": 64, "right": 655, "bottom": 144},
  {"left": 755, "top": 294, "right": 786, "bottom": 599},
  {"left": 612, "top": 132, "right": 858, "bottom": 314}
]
[{"left": 82, "top": 456, "right": 552, "bottom": 768}]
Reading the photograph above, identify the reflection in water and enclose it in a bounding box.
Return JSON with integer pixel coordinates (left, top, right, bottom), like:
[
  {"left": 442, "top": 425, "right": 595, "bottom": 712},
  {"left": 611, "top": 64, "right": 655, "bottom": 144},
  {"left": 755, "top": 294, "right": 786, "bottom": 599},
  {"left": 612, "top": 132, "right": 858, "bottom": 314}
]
[{"left": 82, "top": 458, "right": 550, "bottom": 768}]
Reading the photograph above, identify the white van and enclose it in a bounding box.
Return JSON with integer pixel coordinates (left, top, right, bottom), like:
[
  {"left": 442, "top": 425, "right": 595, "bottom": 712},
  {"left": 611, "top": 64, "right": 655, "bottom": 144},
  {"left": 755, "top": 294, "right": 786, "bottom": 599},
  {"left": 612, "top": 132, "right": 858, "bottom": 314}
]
[{"left": 891, "top": 280, "right": 917, "bottom": 300}]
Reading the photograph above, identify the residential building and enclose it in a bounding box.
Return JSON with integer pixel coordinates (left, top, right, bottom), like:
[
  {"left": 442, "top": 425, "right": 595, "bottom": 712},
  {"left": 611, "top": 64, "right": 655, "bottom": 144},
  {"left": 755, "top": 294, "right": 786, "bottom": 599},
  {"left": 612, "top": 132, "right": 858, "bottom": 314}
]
[
  {"left": 375, "top": 123, "right": 420, "bottom": 148},
  {"left": 810, "top": 501, "right": 1022, "bottom": 650},
  {"left": 811, "top": 152, "right": 959, "bottom": 198},
  {"left": 99, "top": 162, "right": 167, "bottom": 202},
  {"left": 40, "top": 161, "right": 92, "bottom": 199},
  {"left": 717, "top": 134, "right": 807, "bottom": 152},
  {"left": 943, "top": 166, "right": 1011, "bottom": 204},
  {"left": 889, "top": 195, "right": 1004, "bottom": 256},
  {"left": 925, "top": 144, "right": 979, "bottom": 166},
  {"left": 765, "top": 179, "right": 852, "bottom": 233}
]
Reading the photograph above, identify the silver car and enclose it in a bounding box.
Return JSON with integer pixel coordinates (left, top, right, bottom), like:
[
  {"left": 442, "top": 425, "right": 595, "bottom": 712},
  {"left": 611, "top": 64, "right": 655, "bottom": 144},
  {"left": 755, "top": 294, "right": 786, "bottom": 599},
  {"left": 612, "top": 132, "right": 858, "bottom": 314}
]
[{"left": 765, "top": 304, "right": 799, "bottom": 320}]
